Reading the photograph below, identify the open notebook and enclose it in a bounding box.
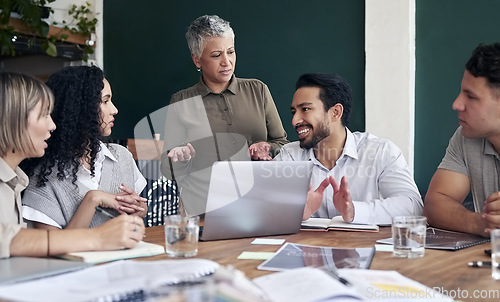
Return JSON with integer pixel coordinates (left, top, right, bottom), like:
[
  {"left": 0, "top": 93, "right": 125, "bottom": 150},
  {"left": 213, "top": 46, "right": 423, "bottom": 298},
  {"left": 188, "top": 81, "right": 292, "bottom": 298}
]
[
  {"left": 301, "top": 216, "right": 379, "bottom": 232},
  {"left": 57, "top": 241, "right": 165, "bottom": 263},
  {"left": 253, "top": 267, "right": 453, "bottom": 302}
]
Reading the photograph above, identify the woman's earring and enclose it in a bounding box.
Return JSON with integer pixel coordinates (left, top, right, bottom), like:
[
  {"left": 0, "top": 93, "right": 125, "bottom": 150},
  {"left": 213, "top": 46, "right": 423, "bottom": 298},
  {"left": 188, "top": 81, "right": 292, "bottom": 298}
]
[{"left": 196, "top": 67, "right": 201, "bottom": 72}]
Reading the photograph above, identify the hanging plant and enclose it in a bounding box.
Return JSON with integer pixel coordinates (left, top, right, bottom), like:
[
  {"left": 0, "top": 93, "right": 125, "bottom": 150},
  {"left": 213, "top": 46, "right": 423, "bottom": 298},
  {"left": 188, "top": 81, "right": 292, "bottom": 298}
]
[
  {"left": 54, "top": 2, "right": 98, "bottom": 60},
  {"left": 0, "top": 0, "right": 97, "bottom": 60}
]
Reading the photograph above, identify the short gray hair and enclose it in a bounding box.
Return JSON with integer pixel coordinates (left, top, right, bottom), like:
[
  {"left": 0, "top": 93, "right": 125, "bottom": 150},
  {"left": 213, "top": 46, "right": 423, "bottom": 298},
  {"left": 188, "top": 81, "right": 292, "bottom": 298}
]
[{"left": 186, "top": 15, "right": 235, "bottom": 59}]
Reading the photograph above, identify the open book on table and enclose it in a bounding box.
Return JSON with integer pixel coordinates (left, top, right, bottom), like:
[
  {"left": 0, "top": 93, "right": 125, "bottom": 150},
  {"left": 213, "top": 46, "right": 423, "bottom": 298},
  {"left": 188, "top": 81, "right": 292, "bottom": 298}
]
[
  {"left": 301, "top": 216, "right": 379, "bottom": 232},
  {"left": 57, "top": 241, "right": 165, "bottom": 263},
  {"left": 377, "top": 227, "right": 489, "bottom": 251},
  {"left": 253, "top": 267, "right": 454, "bottom": 302}
]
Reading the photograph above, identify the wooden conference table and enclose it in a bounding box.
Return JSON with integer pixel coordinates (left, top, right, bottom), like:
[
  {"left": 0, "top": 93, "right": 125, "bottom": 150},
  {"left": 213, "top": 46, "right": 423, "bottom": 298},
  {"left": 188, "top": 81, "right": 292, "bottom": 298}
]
[{"left": 142, "top": 226, "right": 499, "bottom": 302}]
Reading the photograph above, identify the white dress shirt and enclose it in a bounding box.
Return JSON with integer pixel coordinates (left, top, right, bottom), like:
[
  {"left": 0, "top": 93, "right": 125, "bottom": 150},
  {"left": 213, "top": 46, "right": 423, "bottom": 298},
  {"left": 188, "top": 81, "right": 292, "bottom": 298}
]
[{"left": 275, "top": 128, "right": 423, "bottom": 225}]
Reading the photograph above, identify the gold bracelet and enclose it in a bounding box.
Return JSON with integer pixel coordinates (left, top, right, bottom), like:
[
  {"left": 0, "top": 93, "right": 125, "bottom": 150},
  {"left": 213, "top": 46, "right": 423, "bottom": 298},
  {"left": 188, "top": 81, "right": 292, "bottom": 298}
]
[{"left": 46, "top": 230, "right": 50, "bottom": 257}]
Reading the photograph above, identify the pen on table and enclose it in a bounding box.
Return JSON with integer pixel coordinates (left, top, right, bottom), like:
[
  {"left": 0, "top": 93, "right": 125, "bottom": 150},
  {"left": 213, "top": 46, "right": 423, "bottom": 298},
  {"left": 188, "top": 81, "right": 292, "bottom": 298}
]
[
  {"left": 96, "top": 206, "right": 117, "bottom": 218},
  {"left": 336, "top": 275, "right": 352, "bottom": 286},
  {"left": 468, "top": 261, "right": 492, "bottom": 268},
  {"left": 321, "top": 268, "right": 352, "bottom": 286}
]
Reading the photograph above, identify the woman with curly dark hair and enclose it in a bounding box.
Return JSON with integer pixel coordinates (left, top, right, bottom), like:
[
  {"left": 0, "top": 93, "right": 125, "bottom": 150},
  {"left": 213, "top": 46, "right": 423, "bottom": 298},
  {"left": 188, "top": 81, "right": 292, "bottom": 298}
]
[{"left": 21, "top": 66, "right": 147, "bottom": 230}]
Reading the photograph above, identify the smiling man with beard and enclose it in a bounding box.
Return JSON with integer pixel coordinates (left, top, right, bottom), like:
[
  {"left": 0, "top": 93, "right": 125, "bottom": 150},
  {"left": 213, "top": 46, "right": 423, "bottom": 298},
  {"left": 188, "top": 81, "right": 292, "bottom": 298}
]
[{"left": 274, "top": 73, "right": 423, "bottom": 225}]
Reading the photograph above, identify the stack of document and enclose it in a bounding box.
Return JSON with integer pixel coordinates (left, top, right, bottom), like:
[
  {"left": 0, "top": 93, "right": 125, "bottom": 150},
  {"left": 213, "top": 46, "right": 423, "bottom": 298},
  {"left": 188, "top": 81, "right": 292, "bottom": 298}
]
[{"left": 253, "top": 267, "right": 454, "bottom": 302}]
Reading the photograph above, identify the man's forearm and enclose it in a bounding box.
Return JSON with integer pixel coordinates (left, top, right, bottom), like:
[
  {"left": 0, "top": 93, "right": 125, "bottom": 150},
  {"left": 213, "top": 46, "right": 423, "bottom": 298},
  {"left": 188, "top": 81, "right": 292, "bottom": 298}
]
[{"left": 425, "top": 194, "right": 487, "bottom": 237}]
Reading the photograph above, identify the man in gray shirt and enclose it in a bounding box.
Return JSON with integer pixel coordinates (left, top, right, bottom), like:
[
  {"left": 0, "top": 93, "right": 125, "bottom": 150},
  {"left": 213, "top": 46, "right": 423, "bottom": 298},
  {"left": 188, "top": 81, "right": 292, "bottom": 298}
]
[{"left": 425, "top": 42, "right": 500, "bottom": 237}]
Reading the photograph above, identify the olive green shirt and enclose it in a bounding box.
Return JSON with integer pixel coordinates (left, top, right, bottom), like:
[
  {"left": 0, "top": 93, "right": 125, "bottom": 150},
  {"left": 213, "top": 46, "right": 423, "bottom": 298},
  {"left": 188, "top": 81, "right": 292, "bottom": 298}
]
[
  {"left": 166, "top": 75, "right": 288, "bottom": 154},
  {"left": 161, "top": 76, "right": 288, "bottom": 215}
]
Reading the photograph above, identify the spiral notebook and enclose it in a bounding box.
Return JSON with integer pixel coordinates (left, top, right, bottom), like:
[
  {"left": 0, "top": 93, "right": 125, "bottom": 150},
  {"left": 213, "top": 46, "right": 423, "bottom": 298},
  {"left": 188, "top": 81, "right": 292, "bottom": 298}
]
[{"left": 377, "top": 227, "right": 490, "bottom": 251}]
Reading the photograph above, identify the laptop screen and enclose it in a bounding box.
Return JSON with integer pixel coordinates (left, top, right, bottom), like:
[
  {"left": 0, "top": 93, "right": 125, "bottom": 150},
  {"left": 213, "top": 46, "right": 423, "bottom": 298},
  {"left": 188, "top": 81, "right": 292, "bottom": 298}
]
[
  {"left": 0, "top": 257, "right": 90, "bottom": 285},
  {"left": 200, "top": 161, "right": 313, "bottom": 241}
]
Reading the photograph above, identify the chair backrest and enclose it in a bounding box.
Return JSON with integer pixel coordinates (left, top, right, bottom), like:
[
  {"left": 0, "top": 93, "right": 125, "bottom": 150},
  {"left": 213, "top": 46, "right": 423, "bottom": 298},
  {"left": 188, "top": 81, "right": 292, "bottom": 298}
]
[
  {"left": 127, "top": 139, "right": 179, "bottom": 227},
  {"left": 142, "top": 174, "right": 179, "bottom": 227}
]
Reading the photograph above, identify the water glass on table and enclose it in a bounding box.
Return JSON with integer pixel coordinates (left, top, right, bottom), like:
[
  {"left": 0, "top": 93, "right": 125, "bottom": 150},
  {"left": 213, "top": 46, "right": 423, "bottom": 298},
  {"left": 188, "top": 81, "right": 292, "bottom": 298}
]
[
  {"left": 392, "top": 216, "right": 427, "bottom": 258},
  {"left": 164, "top": 215, "right": 200, "bottom": 257}
]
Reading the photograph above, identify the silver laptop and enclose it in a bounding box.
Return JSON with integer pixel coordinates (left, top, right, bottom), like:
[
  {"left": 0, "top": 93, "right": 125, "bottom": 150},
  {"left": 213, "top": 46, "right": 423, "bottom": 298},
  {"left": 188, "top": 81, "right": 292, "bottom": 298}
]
[
  {"left": 0, "top": 257, "right": 91, "bottom": 285},
  {"left": 200, "top": 161, "right": 313, "bottom": 241}
]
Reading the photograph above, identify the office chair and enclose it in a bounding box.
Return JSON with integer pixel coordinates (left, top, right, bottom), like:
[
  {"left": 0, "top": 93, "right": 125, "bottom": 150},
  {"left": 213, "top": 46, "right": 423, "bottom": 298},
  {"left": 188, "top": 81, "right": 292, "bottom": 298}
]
[
  {"left": 142, "top": 174, "right": 179, "bottom": 227},
  {"left": 127, "top": 138, "right": 179, "bottom": 227}
]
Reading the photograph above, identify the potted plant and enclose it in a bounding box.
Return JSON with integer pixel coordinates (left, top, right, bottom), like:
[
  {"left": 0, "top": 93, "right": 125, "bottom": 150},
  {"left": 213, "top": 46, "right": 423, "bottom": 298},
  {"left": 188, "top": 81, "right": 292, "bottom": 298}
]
[{"left": 0, "top": 0, "right": 97, "bottom": 61}]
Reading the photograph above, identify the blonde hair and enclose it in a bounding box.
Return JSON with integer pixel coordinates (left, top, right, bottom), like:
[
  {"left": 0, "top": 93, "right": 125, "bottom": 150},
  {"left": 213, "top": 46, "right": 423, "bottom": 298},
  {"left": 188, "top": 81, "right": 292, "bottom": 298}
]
[{"left": 0, "top": 72, "right": 54, "bottom": 157}]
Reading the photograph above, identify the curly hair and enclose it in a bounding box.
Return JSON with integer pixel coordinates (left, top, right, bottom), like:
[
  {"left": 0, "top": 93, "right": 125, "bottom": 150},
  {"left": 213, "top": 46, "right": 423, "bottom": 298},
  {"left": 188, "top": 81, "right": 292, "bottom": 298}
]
[{"left": 22, "top": 66, "right": 105, "bottom": 187}]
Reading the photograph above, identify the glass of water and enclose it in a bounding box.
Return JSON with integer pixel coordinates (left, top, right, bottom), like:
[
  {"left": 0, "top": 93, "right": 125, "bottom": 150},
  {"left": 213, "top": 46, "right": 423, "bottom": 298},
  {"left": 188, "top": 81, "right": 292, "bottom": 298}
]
[
  {"left": 164, "top": 215, "right": 200, "bottom": 257},
  {"left": 491, "top": 229, "right": 500, "bottom": 280},
  {"left": 392, "top": 216, "right": 427, "bottom": 258}
]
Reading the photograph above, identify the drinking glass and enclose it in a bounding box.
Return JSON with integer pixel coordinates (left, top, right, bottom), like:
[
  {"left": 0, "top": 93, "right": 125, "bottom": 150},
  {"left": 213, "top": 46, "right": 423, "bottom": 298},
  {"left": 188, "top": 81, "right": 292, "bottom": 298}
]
[
  {"left": 164, "top": 215, "right": 199, "bottom": 257},
  {"left": 490, "top": 229, "right": 500, "bottom": 280},
  {"left": 392, "top": 216, "right": 427, "bottom": 258}
]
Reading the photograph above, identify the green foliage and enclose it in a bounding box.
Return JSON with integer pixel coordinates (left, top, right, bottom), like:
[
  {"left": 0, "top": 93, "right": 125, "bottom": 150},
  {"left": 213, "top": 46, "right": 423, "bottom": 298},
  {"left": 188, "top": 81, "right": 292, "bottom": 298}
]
[
  {"left": 62, "top": 2, "right": 98, "bottom": 61},
  {"left": 66, "top": 2, "right": 98, "bottom": 37},
  {"left": 0, "top": 0, "right": 97, "bottom": 60}
]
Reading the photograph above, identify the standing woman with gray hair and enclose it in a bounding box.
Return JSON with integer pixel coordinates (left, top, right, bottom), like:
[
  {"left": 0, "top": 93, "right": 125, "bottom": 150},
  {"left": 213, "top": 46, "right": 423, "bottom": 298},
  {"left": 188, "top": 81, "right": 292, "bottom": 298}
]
[{"left": 161, "top": 15, "right": 288, "bottom": 215}]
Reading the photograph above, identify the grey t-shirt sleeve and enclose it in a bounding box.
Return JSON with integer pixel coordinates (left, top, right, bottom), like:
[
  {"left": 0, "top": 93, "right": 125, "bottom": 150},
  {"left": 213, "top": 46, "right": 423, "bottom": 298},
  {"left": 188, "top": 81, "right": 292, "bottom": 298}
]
[{"left": 438, "top": 127, "right": 469, "bottom": 176}]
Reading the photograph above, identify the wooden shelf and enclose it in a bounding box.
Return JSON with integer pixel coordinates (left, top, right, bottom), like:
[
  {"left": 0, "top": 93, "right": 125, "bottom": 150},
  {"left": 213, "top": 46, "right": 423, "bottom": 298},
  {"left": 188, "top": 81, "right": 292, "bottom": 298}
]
[{"left": 8, "top": 17, "right": 89, "bottom": 46}]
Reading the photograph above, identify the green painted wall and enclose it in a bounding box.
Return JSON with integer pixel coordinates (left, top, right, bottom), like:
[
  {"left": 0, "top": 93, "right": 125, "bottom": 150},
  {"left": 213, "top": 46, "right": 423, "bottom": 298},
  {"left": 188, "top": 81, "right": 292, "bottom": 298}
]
[
  {"left": 103, "top": 0, "right": 365, "bottom": 142},
  {"left": 415, "top": 0, "right": 500, "bottom": 194},
  {"left": 103, "top": 0, "right": 500, "bottom": 195}
]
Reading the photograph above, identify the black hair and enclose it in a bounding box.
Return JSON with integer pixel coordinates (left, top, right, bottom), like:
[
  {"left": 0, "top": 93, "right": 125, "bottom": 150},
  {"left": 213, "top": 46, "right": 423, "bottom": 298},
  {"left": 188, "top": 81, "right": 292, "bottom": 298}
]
[
  {"left": 295, "top": 73, "right": 352, "bottom": 126},
  {"left": 22, "top": 66, "right": 105, "bottom": 186},
  {"left": 466, "top": 42, "right": 500, "bottom": 92}
]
